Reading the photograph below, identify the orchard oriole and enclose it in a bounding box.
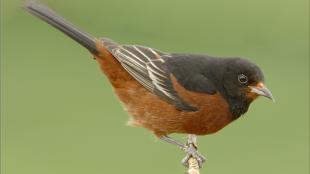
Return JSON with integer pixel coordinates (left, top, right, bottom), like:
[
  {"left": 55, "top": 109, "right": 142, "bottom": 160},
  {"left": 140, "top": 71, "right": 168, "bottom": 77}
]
[{"left": 24, "top": 1, "right": 274, "bottom": 167}]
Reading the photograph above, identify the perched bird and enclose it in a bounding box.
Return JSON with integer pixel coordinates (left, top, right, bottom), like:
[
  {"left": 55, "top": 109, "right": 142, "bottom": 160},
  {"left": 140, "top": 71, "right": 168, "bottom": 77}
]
[{"left": 24, "top": 1, "right": 274, "bottom": 167}]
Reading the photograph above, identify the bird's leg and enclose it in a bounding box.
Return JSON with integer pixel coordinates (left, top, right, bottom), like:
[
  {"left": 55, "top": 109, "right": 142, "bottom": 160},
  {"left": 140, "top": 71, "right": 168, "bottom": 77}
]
[
  {"left": 159, "top": 135, "right": 206, "bottom": 168},
  {"left": 159, "top": 135, "right": 186, "bottom": 149},
  {"left": 181, "top": 134, "right": 206, "bottom": 168}
]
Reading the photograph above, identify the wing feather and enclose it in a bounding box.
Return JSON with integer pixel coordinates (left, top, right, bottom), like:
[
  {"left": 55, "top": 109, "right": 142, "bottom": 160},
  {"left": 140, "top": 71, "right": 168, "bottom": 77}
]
[{"left": 101, "top": 38, "right": 197, "bottom": 111}]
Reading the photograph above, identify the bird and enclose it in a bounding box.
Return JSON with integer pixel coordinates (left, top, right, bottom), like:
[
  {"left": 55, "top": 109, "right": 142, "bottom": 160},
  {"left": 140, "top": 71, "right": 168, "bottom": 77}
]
[{"left": 24, "top": 1, "right": 274, "bottom": 167}]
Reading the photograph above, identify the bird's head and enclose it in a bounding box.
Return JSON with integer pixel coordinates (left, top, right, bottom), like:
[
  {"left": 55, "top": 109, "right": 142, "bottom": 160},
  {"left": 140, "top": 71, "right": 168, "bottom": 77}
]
[{"left": 221, "top": 58, "right": 274, "bottom": 116}]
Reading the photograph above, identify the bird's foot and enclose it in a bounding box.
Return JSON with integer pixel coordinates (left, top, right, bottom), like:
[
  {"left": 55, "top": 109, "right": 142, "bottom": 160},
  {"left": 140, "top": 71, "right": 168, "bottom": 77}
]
[
  {"left": 159, "top": 134, "right": 206, "bottom": 168},
  {"left": 181, "top": 141, "right": 206, "bottom": 168}
]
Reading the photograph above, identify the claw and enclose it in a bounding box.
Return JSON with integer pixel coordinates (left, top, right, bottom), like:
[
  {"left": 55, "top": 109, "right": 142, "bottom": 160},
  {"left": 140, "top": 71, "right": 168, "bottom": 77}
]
[
  {"left": 181, "top": 154, "right": 191, "bottom": 167},
  {"left": 181, "top": 144, "right": 206, "bottom": 168}
]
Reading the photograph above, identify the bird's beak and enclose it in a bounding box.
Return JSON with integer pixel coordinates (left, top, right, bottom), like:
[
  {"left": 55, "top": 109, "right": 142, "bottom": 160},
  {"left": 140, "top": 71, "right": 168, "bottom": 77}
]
[{"left": 249, "top": 82, "right": 275, "bottom": 102}]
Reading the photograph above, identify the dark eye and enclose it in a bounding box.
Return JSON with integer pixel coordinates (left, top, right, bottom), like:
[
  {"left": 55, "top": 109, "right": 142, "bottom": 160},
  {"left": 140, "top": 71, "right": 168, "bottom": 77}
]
[{"left": 238, "top": 74, "right": 248, "bottom": 84}]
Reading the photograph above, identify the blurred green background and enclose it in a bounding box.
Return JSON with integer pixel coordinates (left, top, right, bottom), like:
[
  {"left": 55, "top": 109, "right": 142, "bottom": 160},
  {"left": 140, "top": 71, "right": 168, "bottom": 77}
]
[{"left": 1, "top": 0, "right": 309, "bottom": 174}]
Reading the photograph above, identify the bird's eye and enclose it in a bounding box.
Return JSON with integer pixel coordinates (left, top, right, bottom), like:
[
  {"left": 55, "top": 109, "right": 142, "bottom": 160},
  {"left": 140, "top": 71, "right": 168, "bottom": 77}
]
[{"left": 238, "top": 74, "right": 248, "bottom": 84}]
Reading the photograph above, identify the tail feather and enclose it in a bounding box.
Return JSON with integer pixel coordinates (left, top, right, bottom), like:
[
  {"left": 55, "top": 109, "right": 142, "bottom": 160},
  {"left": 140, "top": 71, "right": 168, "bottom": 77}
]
[{"left": 24, "top": 1, "right": 99, "bottom": 55}]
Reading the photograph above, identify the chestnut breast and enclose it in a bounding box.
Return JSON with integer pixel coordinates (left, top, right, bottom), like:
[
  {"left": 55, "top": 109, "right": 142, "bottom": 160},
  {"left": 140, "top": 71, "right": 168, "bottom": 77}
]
[{"left": 112, "top": 74, "right": 234, "bottom": 137}]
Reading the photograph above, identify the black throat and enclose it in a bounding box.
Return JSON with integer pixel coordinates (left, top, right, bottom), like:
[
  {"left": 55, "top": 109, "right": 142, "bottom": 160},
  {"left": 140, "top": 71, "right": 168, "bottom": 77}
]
[{"left": 225, "top": 97, "right": 251, "bottom": 119}]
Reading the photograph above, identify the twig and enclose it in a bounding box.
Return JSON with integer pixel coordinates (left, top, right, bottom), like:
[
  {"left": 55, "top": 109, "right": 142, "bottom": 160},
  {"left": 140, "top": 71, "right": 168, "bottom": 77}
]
[{"left": 187, "top": 157, "right": 200, "bottom": 174}]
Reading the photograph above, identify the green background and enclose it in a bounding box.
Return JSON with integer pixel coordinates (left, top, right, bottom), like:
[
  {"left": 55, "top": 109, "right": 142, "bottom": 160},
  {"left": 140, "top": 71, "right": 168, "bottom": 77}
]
[{"left": 1, "top": 0, "right": 309, "bottom": 174}]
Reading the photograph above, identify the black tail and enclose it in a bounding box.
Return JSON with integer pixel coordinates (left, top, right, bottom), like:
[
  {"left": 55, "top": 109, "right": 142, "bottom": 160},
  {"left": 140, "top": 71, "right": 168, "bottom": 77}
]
[{"left": 24, "top": 1, "right": 99, "bottom": 55}]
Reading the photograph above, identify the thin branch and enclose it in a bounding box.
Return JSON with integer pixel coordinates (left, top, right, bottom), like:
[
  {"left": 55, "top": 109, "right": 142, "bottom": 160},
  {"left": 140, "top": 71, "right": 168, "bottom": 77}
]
[{"left": 187, "top": 157, "right": 200, "bottom": 174}]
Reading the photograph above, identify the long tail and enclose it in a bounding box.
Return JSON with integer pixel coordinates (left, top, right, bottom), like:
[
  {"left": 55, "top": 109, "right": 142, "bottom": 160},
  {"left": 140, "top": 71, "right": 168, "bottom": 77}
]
[{"left": 24, "top": 1, "right": 99, "bottom": 55}]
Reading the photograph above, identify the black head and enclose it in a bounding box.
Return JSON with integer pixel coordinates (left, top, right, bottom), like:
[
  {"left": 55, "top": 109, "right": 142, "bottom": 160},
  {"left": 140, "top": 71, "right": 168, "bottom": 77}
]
[{"left": 221, "top": 58, "right": 274, "bottom": 117}]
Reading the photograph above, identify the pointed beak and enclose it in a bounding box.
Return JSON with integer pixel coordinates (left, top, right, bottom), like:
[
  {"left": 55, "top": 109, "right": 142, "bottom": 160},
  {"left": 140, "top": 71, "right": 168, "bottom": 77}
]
[{"left": 249, "top": 82, "right": 275, "bottom": 102}]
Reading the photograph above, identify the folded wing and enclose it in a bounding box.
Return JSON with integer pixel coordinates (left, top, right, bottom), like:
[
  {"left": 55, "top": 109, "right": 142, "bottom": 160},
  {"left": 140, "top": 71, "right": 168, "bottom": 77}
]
[{"left": 101, "top": 38, "right": 197, "bottom": 111}]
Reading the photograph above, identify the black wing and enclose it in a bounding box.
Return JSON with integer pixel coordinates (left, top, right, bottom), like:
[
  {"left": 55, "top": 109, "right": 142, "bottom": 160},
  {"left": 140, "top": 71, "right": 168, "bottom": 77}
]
[{"left": 101, "top": 38, "right": 197, "bottom": 111}]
